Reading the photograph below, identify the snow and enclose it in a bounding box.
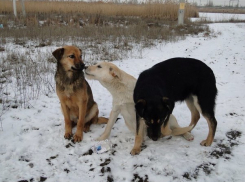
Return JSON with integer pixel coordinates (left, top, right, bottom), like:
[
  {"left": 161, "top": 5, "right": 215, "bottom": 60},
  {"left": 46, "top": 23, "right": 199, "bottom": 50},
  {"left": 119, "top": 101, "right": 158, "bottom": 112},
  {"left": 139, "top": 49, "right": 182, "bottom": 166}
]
[
  {"left": 1, "top": 16, "right": 245, "bottom": 181},
  {"left": 190, "top": 0, "right": 245, "bottom": 7},
  {"left": 191, "top": 12, "right": 245, "bottom": 22}
]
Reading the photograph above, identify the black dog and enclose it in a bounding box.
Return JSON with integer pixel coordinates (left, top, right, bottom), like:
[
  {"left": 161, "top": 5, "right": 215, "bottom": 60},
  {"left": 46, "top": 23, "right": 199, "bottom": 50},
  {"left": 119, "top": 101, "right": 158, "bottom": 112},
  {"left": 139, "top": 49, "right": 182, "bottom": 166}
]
[{"left": 131, "top": 58, "right": 218, "bottom": 155}]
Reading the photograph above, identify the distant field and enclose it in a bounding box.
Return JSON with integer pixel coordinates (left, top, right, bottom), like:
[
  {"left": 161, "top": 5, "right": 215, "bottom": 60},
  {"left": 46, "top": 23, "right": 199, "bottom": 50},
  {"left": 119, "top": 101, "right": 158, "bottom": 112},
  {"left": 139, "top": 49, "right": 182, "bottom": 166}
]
[
  {"left": 198, "top": 7, "right": 245, "bottom": 14},
  {"left": 0, "top": 1, "right": 206, "bottom": 63},
  {"left": 0, "top": 1, "right": 198, "bottom": 20}
]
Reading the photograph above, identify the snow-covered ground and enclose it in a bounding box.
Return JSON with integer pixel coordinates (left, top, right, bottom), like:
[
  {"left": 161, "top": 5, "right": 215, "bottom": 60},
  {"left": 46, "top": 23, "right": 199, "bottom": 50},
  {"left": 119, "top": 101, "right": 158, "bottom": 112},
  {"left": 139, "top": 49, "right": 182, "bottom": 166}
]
[
  {"left": 191, "top": 0, "right": 245, "bottom": 7},
  {"left": 192, "top": 12, "right": 245, "bottom": 22},
  {"left": 0, "top": 18, "right": 245, "bottom": 181}
]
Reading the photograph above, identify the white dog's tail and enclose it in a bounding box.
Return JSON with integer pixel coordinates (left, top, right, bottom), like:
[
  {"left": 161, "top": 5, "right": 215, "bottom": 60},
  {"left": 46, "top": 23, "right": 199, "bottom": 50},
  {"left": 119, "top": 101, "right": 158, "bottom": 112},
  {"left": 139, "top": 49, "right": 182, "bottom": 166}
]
[
  {"left": 171, "top": 125, "right": 194, "bottom": 136},
  {"left": 162, "top": 114, "right": 194, "bottom": 136}
]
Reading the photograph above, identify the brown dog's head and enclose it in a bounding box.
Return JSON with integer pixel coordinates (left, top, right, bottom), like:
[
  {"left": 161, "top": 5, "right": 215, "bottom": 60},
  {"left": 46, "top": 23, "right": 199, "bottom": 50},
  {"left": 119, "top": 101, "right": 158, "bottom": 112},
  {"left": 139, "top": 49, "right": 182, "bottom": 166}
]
[
  {"left": 52, "top": 46, "right": 85, "bottom": 72},
  {"left": 135, "top": 97, "right": 175, "bottom": 141}
]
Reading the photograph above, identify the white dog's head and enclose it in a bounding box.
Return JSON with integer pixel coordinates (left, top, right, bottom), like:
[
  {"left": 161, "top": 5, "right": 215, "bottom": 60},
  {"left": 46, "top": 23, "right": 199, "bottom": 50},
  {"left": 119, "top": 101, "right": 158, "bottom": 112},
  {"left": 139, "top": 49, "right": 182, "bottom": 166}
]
[{"left": 84, "top": 62, "right": 121, "bottom": 83}]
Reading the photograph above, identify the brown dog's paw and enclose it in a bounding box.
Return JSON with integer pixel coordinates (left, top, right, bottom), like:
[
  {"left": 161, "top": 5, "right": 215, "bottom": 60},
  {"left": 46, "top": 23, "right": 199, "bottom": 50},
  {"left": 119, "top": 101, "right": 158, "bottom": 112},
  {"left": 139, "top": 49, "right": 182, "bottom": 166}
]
[
  {"left": 83, "top": 125, "right": 90, "bottom": 133},
  {"left": 73, "top": 133, "right": 83, "bottom": 142},
  {"left": 130, "top": 148, "right": 141, "bottom": 155},
  {"left": 200, "top": 139, "right": 212, "bottom": 146},
  {"left": 64, "top": 133, "right": 72, "bottom": 140}
]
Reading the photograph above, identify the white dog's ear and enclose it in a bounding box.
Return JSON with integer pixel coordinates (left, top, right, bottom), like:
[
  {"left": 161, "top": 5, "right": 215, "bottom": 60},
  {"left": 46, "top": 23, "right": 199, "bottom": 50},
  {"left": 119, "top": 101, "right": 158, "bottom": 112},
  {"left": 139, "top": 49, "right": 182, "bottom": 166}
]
[{"left": 109, "top": 67, "right": 121, "bottom": 79}]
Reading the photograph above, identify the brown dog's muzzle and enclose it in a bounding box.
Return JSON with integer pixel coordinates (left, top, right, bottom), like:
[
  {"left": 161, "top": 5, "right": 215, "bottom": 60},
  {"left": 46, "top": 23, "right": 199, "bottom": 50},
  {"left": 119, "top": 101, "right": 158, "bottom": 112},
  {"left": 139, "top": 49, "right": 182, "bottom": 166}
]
[{"left": 72, "top": 62, "right": 85, "bottom": 71}]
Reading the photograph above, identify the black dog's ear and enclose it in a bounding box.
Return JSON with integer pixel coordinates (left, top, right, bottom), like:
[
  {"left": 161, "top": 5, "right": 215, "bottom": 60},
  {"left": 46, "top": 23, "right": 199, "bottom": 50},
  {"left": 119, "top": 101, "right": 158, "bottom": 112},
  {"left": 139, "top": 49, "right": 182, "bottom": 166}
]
[
  {"left": 162, "top": 97, "right": 174, "bottom": 114},
  {"left": 52, "top": 48, "right": 65, "bottom": 61},
  {"left": 135, "top": 99, "right": 146, "bottom": 117}
]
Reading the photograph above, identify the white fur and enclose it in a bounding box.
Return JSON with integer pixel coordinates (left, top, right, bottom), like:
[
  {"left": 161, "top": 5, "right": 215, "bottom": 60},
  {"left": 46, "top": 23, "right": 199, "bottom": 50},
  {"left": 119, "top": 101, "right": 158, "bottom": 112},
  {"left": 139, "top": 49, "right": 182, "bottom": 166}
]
[
  {"left": 85, "top": 62, "right": 136, "bottom": 140},
  {"left": 193, "top": 95, "right": 202, "bottom": 114},
  {"left": 85, "top": 62, "right": 193, "bottom": 140}
]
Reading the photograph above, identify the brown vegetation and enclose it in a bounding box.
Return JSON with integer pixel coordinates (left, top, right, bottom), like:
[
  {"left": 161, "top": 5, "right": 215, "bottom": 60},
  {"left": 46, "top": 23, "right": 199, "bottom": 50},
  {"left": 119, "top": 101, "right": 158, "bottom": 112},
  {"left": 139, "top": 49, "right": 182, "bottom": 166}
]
[
  {"left": 0, "top": 1, "right": 203, "bottom": 58},
  {"left": 198, "top": 7, "right": 245, "bottom": 14},
  {"left": 0, "top": 1, "right": 199, "bottom": 20},
  {"left": 0, "top": 1, "right": 209, "bottom": 110}
]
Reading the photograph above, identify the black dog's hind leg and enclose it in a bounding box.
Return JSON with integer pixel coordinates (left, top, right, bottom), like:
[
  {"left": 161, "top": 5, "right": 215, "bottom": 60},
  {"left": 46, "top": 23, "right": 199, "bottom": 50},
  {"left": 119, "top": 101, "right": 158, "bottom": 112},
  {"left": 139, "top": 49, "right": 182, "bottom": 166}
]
[
  {"left": 201, "top": 115, "right": 217, "bottom": 146},
  {"left": 194, "top": 92, "right": 217, "bottom": 146},
  {"left": 185, "top": 95, "right": 200, "bottom": 130}
]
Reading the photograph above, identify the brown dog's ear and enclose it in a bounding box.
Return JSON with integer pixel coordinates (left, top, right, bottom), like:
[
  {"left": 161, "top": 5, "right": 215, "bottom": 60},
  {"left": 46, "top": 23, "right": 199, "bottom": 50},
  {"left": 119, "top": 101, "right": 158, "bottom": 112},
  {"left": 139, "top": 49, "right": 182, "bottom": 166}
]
[
  {"left": 162, "top": 97, "right": 174, "bottom": 114},
  {"left": 52, "top": 48, "right": 65, "bottom": 61},
  {"left": 109, "top": 67, "right": 121, "bottom": 79},
  {"left": 135, "top": 99, "right": 146, "bottom": 118}
]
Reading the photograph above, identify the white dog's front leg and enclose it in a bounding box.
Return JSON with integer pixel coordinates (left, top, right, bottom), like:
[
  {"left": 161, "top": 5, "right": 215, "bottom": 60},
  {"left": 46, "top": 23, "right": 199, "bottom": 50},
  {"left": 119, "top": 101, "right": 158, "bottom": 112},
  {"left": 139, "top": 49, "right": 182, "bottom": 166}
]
[{"left": 97, "top": 108, "right": 120, "bottom": 141}]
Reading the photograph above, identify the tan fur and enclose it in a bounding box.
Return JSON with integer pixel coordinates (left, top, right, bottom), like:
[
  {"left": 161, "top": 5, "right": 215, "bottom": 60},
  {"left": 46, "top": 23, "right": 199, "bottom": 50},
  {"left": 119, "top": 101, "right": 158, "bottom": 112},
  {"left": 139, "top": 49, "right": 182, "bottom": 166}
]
[
  {"left": 130, "top": 119, "right": 145, "bottom": 155},
  {"left": 131, "top": 115, "right": 194, "bottom": 155},
  {"left": 52, "top": 46, "right": 108, "bottom": 142},
  {"left": 185, "top": 96, "right": 201, "bottom": 128},
  {"left": 201, "top": 116, "right": 214, "bottom": 146},
  {"left": 85, "top": 62, "right": 193, "bottom": 154},
  {"left": 185, "top": 95, "right": 215, "bottom": 146}
]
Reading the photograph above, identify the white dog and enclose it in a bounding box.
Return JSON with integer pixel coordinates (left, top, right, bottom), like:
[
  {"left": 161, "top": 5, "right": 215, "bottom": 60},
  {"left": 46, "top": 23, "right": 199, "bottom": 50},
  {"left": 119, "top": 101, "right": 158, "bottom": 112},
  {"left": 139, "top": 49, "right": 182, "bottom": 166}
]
[{"left": 85, "top": 62, "right": 194, "bottom": 141}]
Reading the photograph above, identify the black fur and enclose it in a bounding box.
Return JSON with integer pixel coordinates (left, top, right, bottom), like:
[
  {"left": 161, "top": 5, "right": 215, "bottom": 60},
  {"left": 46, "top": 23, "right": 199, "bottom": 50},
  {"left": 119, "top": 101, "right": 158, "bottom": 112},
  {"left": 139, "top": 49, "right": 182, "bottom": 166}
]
[{"left": 134, "top": 57, "right": 218, "bottom": 142}]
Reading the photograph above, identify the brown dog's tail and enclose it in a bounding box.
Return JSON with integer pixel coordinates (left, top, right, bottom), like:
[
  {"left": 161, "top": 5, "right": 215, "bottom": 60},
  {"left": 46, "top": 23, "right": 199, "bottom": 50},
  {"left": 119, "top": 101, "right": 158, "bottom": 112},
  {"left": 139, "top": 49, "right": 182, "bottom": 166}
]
[
  {"left": 97, "top": 117, "right": 108, "bottom": 124},
  {"left": 84, "top": 116, "right": 108, "bottom": 132}
]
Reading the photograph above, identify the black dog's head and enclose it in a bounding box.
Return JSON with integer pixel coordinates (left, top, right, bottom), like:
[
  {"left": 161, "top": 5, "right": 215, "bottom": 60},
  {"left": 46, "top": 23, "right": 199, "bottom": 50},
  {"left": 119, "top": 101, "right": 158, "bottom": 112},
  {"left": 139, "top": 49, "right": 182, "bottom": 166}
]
[{"left": 135, "top": 97, "right": 174, "bottom": 141}]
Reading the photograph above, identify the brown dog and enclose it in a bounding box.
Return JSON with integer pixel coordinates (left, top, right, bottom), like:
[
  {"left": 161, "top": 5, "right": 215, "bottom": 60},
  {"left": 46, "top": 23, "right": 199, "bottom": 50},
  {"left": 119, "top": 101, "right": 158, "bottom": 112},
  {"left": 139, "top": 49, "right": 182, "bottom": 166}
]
[{"left": 52, "top": 46, "right": 108, "bottom": 142}]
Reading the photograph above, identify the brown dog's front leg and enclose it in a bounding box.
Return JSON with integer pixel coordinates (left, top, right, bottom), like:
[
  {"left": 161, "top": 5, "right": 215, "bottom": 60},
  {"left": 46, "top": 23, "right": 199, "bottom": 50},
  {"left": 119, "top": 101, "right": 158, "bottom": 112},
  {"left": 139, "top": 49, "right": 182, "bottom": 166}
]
[
  {"left": 74, "top": 99, "right": 87, "bottom": 142},
  {"left": 60, "top": 103, "right": 72, "bottom": 139},
  {"left": 130, "top": 118, "right": 145, "bottom": 155}
]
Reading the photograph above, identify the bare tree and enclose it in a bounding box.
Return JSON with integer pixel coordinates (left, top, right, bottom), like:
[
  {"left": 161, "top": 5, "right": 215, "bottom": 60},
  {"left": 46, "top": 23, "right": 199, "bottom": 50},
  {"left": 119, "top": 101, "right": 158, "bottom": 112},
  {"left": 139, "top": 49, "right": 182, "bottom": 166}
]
[
  {"left": 13, "top": 0, "right": 17, "bottom": 17},
  {"left": 21, "top": 0, "right": 26, "bottom": 17}
]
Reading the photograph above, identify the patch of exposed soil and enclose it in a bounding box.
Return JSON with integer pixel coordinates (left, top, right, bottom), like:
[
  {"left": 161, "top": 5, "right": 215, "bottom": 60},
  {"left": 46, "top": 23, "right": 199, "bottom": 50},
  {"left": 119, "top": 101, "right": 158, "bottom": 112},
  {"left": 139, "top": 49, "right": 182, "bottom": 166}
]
[
  {"left": 132, "top": 174, "right": 149, "bottom": 182},
  {"left": 183, "top": 130, "right": 241, "bottom": 180}
]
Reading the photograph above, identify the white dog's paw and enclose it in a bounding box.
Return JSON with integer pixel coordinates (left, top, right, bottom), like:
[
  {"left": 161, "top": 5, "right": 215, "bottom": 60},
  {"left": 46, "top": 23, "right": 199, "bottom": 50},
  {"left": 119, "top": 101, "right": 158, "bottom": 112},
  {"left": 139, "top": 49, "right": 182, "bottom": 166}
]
[
  {"left": 182, "top": 132, "right": 194, "bottom": 141},
  {"left": 96, "top": 135, "right": 108, "bottom": 141}
]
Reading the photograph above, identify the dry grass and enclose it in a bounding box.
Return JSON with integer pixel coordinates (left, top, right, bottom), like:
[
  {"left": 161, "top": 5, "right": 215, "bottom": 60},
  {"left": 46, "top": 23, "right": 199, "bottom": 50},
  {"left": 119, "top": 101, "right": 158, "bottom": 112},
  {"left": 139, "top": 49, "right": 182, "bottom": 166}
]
[
  {"left": 0, "top": 49, "right": 55, "bottom": 110},
  {"left": 198, "top": 7, "right": 245, "bottom": 14},
  {"left": 0, "top": 1, "right": 207, "bottom": 111},
  {"left": 0, "top": 21, "right": 210, "bottom": 110},
  {"left": 0, "top": 1, "right": 203, "bottom": 60},
  {"left": 0, "top": 1, "right": 200, "bottom": 47},
  {"left": 0, "top": 1, "right": 198, "bottom": 21}
]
